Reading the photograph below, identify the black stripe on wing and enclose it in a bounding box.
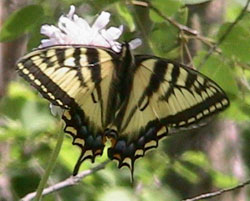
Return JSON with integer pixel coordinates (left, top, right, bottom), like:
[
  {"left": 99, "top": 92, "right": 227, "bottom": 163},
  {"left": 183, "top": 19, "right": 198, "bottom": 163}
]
[
  {"left": 106, "top": 121, "right": 168, "bottom": 179},
  {"left": 16, "top": 45, "right": 118, "bottom": 109},
  {"left": 135, "top": 55, "right": 230, "bottom": 128},
  {"left": 17, "top": 57, "right": 76, "bottom": 108}
]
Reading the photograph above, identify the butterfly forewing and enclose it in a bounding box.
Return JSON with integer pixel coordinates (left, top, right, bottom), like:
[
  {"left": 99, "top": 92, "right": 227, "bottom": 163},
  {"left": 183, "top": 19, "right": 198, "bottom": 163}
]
[{"left": 135, "top": 55, "right": 229, "bottom": 127}]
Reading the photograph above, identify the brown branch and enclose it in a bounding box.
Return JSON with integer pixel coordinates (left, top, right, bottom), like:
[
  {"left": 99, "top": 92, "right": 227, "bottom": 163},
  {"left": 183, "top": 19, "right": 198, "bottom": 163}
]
[
  {"left": 21, "top": 160, "right": 110, "bottom": 201},
  {"left": 198, "top": 0, "right": 250, "bottom": 68},
  {"left": 183, "top": 179, "right": 250, "bottom": 201}
]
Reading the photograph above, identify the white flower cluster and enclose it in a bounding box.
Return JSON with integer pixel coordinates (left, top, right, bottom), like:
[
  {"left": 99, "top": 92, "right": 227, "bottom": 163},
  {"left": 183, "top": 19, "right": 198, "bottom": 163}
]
[{"left": 40, "top": 5, "right": 141, "bottom": 52}]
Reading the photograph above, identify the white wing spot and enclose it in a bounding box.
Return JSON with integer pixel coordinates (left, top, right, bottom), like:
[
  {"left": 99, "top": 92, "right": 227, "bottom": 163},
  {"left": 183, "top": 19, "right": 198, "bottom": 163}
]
[
  {"left": 188, "top": 117, "right": 195, "bottom": 124},
  {"left": 145, "top": 140, "right": 157, "bottom": 148},
  {"left": 179, "top": 121, "right": 186, "bottom": 126},
  {"left": 203, "top": 109, "right": 209, "bottom": 115},
  {"left": 56, "top": 99, "right": 63, "bottom": 106},
  {"left": 65, "top": 126, "right": 77, "bottom": 135},
  {"left": 47, "top": 92, "right": 55, "bottom": 100},
  {"left": 18, "top": 63, "right": 24, "bottom": 70},
  {"left": 222, "top": 99, "right": 229, "bottom": 106},
  {"left": 41, "top": 85, "right": 48, "bottom": 92},
  {"left": 74, "top": 138, "right": 85, "bottom": 146},
  {"left": 28, "top": 74, "right": 35, "bottom": 80},
  {"left": 210, "top": 105, "right": 216, "bottom": 112},
  {"left": 34, "top": 79, "right": 41, "bottom": 86},
  {"left": 196, "top": 113, "right": 203, "bottom": 119},
  {"left": 22, "top": 68, "right": 29, "bottom": 75},
  {"left": 216, "top": 102, "right": 222, "bottom": 109}
]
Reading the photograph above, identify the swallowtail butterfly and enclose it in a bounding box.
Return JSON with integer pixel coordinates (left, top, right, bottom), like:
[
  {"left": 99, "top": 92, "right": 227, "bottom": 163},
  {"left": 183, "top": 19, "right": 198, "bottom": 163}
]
[{"left": 16, "top": 43, "right": 229, "bottom": 178}]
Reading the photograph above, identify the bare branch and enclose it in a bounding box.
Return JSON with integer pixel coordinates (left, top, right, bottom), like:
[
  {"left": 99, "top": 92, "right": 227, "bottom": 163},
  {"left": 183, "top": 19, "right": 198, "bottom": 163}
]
[
  {"left": 131, "top": 0, "right": 198, "bottom": 36},
  {"left": 21, "top": 160, "right": 110, "bottom": 201},
  {"left": 198, "top": 0, "right": 250, "bottom": 68},
  {"left": 183, "top": 179, "right": 250, "bottom": 201},
  {"left": 130, "top": 0, "right": 221, "bottom": 60}
]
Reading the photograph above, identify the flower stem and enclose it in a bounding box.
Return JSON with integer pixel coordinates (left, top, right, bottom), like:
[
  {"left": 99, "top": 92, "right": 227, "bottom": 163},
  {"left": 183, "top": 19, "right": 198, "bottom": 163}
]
[{"left": 34, "top": 131, "right": 65, "bottom": 201}]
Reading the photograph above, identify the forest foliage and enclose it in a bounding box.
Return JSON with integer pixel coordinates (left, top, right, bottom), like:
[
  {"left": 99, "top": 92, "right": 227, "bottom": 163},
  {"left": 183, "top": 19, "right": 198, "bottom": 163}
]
[{"left": 1, "top": 0, "right": 250, "bottom": 200}]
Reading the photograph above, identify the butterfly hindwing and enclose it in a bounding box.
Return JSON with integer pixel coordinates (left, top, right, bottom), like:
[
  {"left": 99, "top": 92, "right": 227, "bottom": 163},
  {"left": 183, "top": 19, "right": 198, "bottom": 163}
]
[{"left": 63, "top": 108, "right": 106, "bottom": 175}]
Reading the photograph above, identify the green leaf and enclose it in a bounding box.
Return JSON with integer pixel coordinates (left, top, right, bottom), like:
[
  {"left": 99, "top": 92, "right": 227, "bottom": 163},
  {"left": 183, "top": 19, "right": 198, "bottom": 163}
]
[
  {"left": 140, "top": 186, "right": 180, "bottom": 201},
  {"left": 224, "top": 97, "right": 250, "bottom": 121},
  {"left": 98, "top": 188, "right": 137, "bottom": 201},
  {"left": 150, "top": 0, "right": 182, "bottom": 23},
  {"left": 225, "top": 1, "right": 243, "bottom": 22},
  {"left": 0, "top": 5, "right": 44, "bottom": 42},
  {"left": 173, "top": 161, "right": 200, "bottom": 183},
  {"left": 181, "top": 151, "right": 210, "bottom": 168},
  {"left": 218, "top": 14, "right": 250, "bottom": 63},
  {"left": 116, "top": 3, "right": 135, "bottom": 31},
  {"left": 59, "top": 139, "right": 83, "bottom": 171},
  {"left": 194, "top": 53, "right": 250, "bottom": 121},
  {"left": 20, "top": 101, "right": 54, "bottom": 133},
  {"left": 174, "top": 7, "right": 189, "bottom": 25},
  {"left": 194, "top": 53, "right": 238, "bottom": 97},
  {"left": 150, "top": 24, "right": 179, "bottom": 57},
  {"left": 211, "top": 171, "right": 238, "bottom": 188}
]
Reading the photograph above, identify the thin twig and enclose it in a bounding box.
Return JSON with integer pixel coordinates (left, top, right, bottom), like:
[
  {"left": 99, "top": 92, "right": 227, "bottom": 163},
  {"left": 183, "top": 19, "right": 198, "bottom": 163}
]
[
  {"left": 131, "top": 0, "right": 219, "bottom": 60},
  {"left": 183, "top": 179, "right": 250, "bottom": 201},
  {"left": 21, "top": 160, "right": 110, "bottom": 201},
  {"left": 198, "top": 0, "right": 250, "bottom": 68},
  {"left": 131, "top": 0, "right": 199, "bottom": 36}
]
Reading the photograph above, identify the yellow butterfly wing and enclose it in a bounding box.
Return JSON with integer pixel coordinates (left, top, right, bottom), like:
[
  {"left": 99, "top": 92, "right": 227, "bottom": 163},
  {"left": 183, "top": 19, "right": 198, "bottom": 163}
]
[
  {"left": 17, "top": 44, "right": 229, "bottom": 177},
  {"left": 17, "top": 45, "right": 119, "bottom": 174},
  {"left": 107, "top": 55, "right": 229, "bottom": 174}
]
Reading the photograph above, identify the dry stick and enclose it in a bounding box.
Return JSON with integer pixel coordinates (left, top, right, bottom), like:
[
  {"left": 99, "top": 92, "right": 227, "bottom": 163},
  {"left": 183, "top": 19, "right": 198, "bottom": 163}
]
[
  {"left": 197, "top": 0, "right": 250, "bottom": 68},
  {"left": 21, "top": 160, "right": 110, "bottom": 201},
  {"left": 182, "top": 179, "right": 250, "bottom": 201}
]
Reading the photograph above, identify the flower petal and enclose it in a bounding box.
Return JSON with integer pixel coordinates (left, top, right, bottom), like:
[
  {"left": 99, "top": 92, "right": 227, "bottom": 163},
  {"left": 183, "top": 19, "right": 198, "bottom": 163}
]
[
  {"left": 92, "top": 11, "right": 110, "bottom": 31},
  {"left": 39, "top": 5, "right": 140, "bottom": 53},
  {"left": 67, "top": 5, "right": 75, "bottom": 19},
  {"left": 129, "top": 38, "right": 142, "bottom": 50},
  {"left": 105, "top": 25, "right": 123, "bottom": 40}
]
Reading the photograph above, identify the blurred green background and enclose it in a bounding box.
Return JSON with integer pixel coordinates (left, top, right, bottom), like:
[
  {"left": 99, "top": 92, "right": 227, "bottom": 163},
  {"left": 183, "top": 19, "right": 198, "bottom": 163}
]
[{"left": 1, "top": 0, "right": 250, "bottom": 200}]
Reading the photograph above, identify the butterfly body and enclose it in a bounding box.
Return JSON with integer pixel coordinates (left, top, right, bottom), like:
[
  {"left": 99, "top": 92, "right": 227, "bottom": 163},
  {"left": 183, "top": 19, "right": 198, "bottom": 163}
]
[{"left": 16, "top": 43, "right": 229, "bottom": 177}]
